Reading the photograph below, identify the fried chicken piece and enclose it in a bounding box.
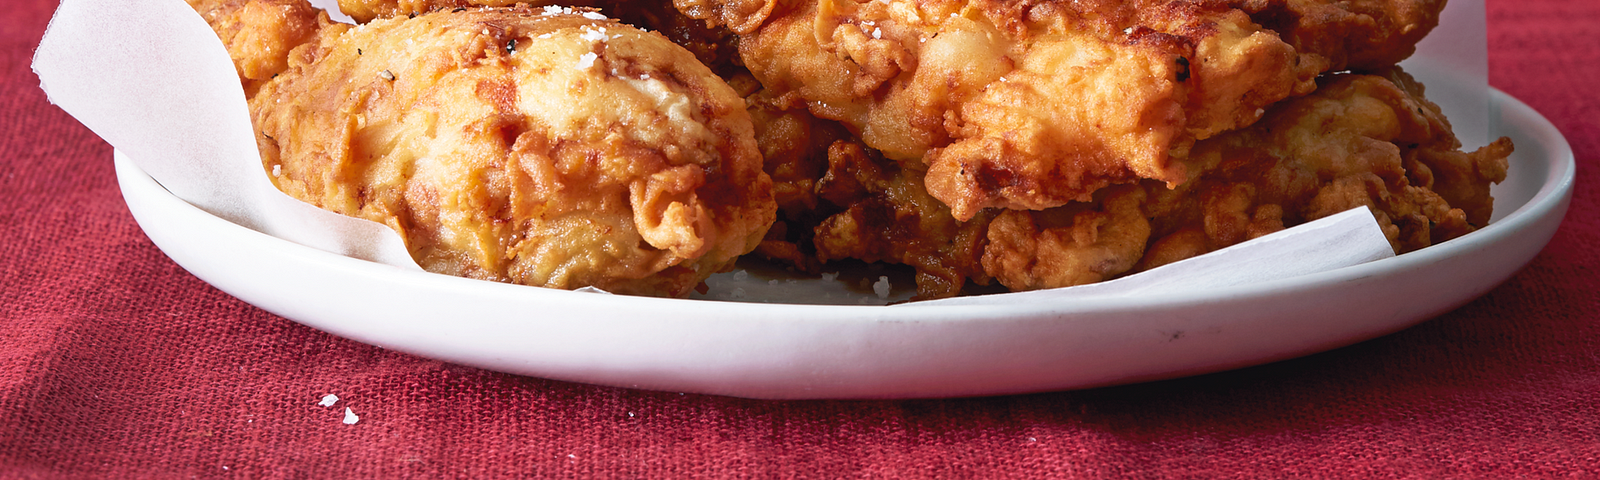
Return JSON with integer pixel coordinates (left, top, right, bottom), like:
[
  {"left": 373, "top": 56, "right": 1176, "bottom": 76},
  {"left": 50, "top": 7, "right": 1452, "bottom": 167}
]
[
  {"left": 1233, "top": 0, "right": 1446, "bottom": 72},
  {"left": 984, "top": 69, "right": 1511, "bottom": 289},
  {"left": 809, "top": 140, "right": 995, "bottom": 299},
  {"left": 607, "top": 0, "right": 742, "bottom": 76},
  {"left": 982, "top": 186, "right": 1151, "bottom": 290},
  {"left": 249, "top": 6, "right": 775, "bottom": 296},
  {"left": 731, "top": 0, "right": 1320, "bottom": 220},
  {"left": 795, "top": 69, "right": 1509, "bottom": 297},
  {"left": 700, "top": 0, "right": 1445, "bottom": 220},
  {"left": 801, "top": 138, "right": 1154, "bottom": 296},
  {"left": 739, "top": 81, "right": 854, "bottom": 272},
  {"left": 741, "top": 78, "right": 986, "bottom": 294},
  {"left": 740, "top": 86, "right": 994, "bottom": 298},
  {"left": 1172, "top": 68, "right": 1508, "bottom": 254},
  {"left": 188, "top": 0, "right": 330, "bottom": 96}
]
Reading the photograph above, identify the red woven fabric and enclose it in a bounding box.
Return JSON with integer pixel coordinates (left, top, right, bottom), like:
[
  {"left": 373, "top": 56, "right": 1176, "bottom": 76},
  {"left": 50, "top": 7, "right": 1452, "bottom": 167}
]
[{"left": 3, "top": 0, "right": 1597, "bottom": 476}]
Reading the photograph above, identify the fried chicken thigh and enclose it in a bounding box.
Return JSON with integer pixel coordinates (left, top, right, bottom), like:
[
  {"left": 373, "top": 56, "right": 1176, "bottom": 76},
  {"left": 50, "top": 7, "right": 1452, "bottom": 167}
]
[{"left": 247, "top": 6, "right": 775, "bottom": 296}]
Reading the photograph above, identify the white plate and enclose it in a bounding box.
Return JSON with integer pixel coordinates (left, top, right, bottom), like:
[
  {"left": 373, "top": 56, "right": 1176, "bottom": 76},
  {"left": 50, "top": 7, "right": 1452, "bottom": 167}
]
[{"left": 116, "top": 88, "right": 1573, "bottom": 399}]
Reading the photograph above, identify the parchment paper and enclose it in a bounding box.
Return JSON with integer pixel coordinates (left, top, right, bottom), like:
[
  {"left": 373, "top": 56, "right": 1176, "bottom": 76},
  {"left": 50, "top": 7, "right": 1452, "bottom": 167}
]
[
  {"left": 31, "top": 0, "right": 1488, "bottom": 305},
  {"left": 35, "top": 0, "right": 417, "bottom": 268}
]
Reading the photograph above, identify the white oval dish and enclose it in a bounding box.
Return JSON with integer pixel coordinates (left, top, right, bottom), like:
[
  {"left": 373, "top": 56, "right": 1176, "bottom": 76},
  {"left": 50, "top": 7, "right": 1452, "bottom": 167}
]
[{"left": 116, "top": 88, "right": 1573, "bottom": 399}]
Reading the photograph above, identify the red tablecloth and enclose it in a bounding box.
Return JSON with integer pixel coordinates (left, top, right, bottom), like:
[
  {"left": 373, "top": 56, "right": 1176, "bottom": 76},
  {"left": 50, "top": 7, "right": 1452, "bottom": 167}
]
[{"left": 4, "top": 0, "right": 1597, "bottom": 476}]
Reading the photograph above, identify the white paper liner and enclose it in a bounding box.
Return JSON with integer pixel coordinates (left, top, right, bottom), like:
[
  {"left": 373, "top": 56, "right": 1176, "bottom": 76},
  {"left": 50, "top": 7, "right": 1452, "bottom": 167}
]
[
  {"left": 35, "top": 0, "right": 417, "bottom": 268},
  {"left": 32, "top": 0, "right": 1488, "bottom": 305}
]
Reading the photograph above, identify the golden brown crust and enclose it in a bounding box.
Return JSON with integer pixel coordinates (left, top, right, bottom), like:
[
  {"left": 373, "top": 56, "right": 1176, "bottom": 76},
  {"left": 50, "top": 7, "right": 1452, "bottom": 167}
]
[
  {"left": 701, "top": 0, "right": 1448, "bottom": 221},
  {"left": 1126, "top": 69, "right": 1510, "bottom": 272},
  {"left": 250, "top": 7, "right": 774, "bottom": 296},
  {"left": 742, "top": 83, "right": 852, "bottom": 272},
  {"left": 981, "top": 186, "right": 1151, "bottom": 290},
  {"left": 728, "top": 0, "right": 1341, "bottom": 220},
  {"left": 336, "top": 0, "right": 743, "bottom": 74},
  {"left": 1233, "top": 0, "right": 1446, "bottom": 72},
  {"left": 672, "top": 0, "right": 785, "bottom": 34},
  {"left": 809, "top": 141, "right": 994, "bottom": 299},
  {"left": 188, "top": 0, "right": 330, "bottom": 97},
  {"left": 827, "top": 70, "right": 1512, "bottom": 295},
  {"left": 335, "top": 0, "right": 521, "bottom": 23}
]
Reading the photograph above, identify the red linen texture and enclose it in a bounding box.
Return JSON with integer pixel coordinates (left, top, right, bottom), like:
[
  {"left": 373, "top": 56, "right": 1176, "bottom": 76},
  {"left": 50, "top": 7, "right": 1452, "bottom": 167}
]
[{"left": 2, "top": 0, "right": 1598, "bottom": 477}]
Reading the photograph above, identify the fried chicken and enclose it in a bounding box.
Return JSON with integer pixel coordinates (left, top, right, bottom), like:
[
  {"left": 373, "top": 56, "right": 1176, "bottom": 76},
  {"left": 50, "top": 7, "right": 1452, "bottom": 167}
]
[
  {"left": 738, "top": 81, "right": 854, "bottom": 272},
  {"left": 1235, "top": 0, "right": 1446, "bottom": 72},
  {"left": 688, "top": 0, "right": 1445, "bottom": 221},
  {"left": 985, "top": 68, "right": 1510, "bottom": 290},
  {"left": 333, "top": 0, "right": 507, "bottom": 22},
  {"left": 736, "top": 76, "right": 994, "bottom": 299},
  {"left": 245, "top": 5, "right": 775, "bottom": 296},
  {"left": 794, "top": 68, "right": 1510, "bottom": 296},
  {"left": 188, "top": 0, "right": 331, "bottom": 96},
  {"left": 809, "top": 140, "right": 996, "bottom": 299},
  {"left": 195, "top": 0, "right": 1505, "bottom": 302},
  {"left": 334, "top": 0, "right": 742, "bottom": 74}
]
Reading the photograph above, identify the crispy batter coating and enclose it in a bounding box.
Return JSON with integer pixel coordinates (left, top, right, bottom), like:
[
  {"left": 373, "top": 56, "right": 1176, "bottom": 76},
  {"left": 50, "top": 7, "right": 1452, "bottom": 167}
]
[
  {"left": 740, "top": 78, "right": 995, "bottom": 299},
  {"left": 700, "top": 0, "right": 1445, "bottom": 220},
  {"left": 810, "top": 140, "right": 995, "bottom": 299},
  {"left": 249, "top": 7, "right": 774, "bottom": 296},
  {"left": 335, "top": 0, "right": 521, "bottom": 23},
  {"left": 985, "top": 69, "right": 1512, "bottom": 290},
  {"left": 1169, "top": 69, "right": 1509, "bottom": 254},
  {"left": 335, "top": 0, "right": 741, "bottom": 74},
  {"left": 188, "top": 0, "right": 330, "bottom": 96},
  {"left": 983, "top": 186, "right": 1151, "bottom": 290},
  {"left": 731, "top": 0, "right": 1318, "bottom": 220},
  {"left": 1234, "top": 0, "right": 1446, "bottom": 72},
  {"left": 672, "top": 0, "right": 779, "bottom": 34},
  {"left": 740, "top": 81, "right": 853, "bottom": 272},
  {"left": 790, "top": 69, "right": 1511, "bottom": 297}
]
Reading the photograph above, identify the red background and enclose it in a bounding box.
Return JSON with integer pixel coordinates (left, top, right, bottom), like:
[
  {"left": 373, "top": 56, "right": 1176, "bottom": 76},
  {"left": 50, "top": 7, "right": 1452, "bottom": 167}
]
[{"left": 3, "top": 0, "right": 1597, "bottom": 476}]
